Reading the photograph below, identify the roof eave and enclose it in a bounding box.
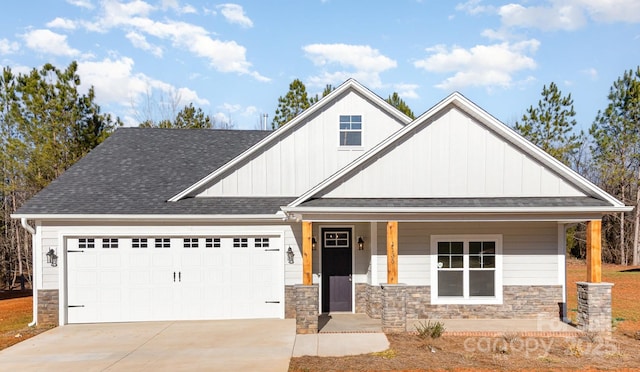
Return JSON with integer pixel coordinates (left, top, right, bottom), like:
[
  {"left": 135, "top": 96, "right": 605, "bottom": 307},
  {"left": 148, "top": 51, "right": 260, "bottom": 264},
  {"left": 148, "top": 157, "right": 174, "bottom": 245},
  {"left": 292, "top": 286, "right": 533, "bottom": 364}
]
[
  {"left": 11, "top": 213, "right": 288, "bottom": 222},
  {"left": 282, "top": 205, "right": 633, "bottom": 214}
]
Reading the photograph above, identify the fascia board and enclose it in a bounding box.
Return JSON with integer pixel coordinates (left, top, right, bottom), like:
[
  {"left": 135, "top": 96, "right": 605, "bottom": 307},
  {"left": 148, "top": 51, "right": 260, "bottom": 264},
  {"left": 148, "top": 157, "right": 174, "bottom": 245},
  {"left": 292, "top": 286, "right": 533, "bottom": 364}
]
[
  {"left": 281, "top": 205, "right": 634, "bottom": 214},
  {"left": 168, "top": 79, "right": 412, "bottom": 202},
  {"left": 290, "top": 92, "right": 626, "bottom": 209},
  {"left": 10, "top": 213, "right": 287, "bottom": 222}
]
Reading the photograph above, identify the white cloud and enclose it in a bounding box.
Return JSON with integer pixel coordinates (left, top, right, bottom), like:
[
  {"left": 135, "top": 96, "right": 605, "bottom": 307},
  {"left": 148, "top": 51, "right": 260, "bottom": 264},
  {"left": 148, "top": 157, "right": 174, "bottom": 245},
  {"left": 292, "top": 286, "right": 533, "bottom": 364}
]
[
  {"left": 217, "top": 4, "right": 253, "bottom": 28},
  {"left": 578, "top": 0, "right": 640, "bottom": 23},
  {"left": 0, "top": 38, "right": 19, "bottom": 55},
  {"left": 81, "top": 1, "right": 267, "bottom": 81},
  {"left": 394, "top": 83, "right": 419, "bottom": 99},
  {"left": 47, "top": 17, "right": 77, "bottom": 30},
  {"left": 414, "top": 40, "right": 540, "bottom": 90},
  {"left": 67, "top": 0, "right": 94, "bottom": 9},
  {"left": 22, "top": 29, "right": 80, "bottom": 57},
  {"left": 76, "top": 56, "right": 208, "bottom": 111},
  {"left": 498, "top": 2, "right": 586, "bottom": 31},
  {"left": 496, "top": 0, "right": 640, "bottom": 32},
  {"left": 582, "top": 67, "right": 598, "bottom": 79},
  {"left": 455, "top": 0, "right": 494, "bottom": 15},
  {"left": 161, "top": 0, "right": 197, "bottom": 14},
  {"left": 303, "top": 43, "right": 397, "bottom": 88},
  {"left": 126, "top": 31, "right": 163, "bottom": 57}
]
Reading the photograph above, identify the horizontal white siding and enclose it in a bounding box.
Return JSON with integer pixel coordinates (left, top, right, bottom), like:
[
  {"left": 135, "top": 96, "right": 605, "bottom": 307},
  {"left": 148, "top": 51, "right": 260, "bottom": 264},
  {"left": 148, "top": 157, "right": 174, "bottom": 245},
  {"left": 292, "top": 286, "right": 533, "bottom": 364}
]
[
  {"left": 323, "top": 107, "right": 585, "bottom": 198},
  {"left": 372, "top": 221, "right": 560, "bottom": 286},
  {"left": 198, "top": 91, "right": 405, "bottom": 197}
]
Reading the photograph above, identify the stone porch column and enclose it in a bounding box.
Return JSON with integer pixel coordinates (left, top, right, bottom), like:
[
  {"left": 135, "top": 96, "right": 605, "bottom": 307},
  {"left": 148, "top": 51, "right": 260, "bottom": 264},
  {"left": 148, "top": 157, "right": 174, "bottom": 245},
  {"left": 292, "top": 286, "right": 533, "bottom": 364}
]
[
  {"left": 295, "top": 284, "right": 319, "bottom": 334},
  {"left": 381, "top": 283, "right": 406, "bottom": 333},
  {"left": 577, "top": 219, "right": 613, "bottom": 335}
]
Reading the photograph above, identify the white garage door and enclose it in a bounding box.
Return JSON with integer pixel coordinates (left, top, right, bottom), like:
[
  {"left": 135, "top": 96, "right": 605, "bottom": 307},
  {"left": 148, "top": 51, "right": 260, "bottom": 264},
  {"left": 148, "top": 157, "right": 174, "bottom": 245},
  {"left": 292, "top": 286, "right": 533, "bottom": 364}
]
[{"left": 66, "top": 236, "right": 284, "bottom": 323}]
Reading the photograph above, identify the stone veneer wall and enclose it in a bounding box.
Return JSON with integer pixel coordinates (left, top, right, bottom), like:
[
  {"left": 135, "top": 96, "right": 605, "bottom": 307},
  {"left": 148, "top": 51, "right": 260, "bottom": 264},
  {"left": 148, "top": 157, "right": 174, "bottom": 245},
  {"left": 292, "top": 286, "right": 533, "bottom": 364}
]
[
  {"left": 360, "top": 284, "right": 562, "bottom": 320},
  {"left": 284, "top": 285, "right": 296, "bottom": 319},
  {"left": 37, "top": 289, "right": 59, "bottom": 325},
  {"left": 294, "top": 284, "right": 319, "bottom": 334},
  {"left": 355, "top": 283, "right": 368, "bottom": 314},
  {"left": 576, "top": 282, "right": 613, "bottom": 335}
]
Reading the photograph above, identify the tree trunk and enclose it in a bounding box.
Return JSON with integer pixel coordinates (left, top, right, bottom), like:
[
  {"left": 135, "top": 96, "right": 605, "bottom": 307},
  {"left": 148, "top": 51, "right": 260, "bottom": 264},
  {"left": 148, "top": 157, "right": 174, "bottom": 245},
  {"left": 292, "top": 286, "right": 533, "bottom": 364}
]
[
  {"left": 621, "top": 187, "right": 626, "bottom": 265},
  {"left": 633, "top": 168, "right": 640, "bottom": 265}
]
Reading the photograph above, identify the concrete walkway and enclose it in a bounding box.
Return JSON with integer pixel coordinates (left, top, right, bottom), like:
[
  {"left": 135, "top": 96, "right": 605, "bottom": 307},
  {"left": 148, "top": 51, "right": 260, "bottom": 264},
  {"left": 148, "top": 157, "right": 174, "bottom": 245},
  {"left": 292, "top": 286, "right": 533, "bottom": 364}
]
[{"left": 0, "top": 319, "right": 296, "bottom": 371}]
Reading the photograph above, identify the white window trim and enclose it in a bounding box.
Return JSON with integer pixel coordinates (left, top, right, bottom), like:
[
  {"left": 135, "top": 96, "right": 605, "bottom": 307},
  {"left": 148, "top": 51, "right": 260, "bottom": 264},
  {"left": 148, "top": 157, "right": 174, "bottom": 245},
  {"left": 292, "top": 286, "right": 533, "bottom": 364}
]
[{"left": 430, "top": 234, "right": 503, "bottom": 305}]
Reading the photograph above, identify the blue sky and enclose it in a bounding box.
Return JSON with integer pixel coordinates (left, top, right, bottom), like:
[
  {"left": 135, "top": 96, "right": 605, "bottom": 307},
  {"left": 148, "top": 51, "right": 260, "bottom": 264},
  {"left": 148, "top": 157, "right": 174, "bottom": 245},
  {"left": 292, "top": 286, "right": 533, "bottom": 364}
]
[{"left": 1, "top": 0, "right": 639, "bottom": 131}]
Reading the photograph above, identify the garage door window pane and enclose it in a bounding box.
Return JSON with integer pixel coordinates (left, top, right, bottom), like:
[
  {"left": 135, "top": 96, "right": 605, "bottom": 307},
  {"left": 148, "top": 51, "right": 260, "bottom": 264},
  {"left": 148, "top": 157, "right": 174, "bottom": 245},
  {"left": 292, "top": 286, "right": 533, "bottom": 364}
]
[
  {"left": 255, "top": 238, "right": 269, "bottom": 248},
  {"left": 205, "top": 238, "right": 221, "bottom": 248},
  {"left": 132, "top": 238, "right": 148, "bottom": 248},
  {"left": 233, "top": 238, "right": 248, "bottom": 248},
  {"left": 79, "top": 238, "right": 95, "bottom": 249},
  {"left": 102, "top": 238, "right": 118, "bottom": 249},
  {"left": 155, "top": 238, "right": 170, "bottom": 248},
  {"left": 183, "top": 238, "right": 199, "bottom": 248}
]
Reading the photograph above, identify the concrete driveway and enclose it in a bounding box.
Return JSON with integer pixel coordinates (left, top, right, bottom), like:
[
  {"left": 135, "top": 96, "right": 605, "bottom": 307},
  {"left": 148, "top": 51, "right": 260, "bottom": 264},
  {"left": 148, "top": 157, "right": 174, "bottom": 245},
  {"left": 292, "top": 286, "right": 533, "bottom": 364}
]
[{"left": 0, "top": 319, "right": 296, "bottom": 371}]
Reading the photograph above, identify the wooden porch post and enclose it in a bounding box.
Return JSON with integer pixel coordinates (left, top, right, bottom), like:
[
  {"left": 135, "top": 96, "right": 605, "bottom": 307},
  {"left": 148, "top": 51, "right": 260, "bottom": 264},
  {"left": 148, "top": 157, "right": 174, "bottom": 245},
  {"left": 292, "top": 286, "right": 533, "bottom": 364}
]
[
  {"left": 387, "top": 221, "right": 398, "bottom": 284},
  {"left": 302, "top": 221, "right": 313, "bottom": 285},
  {"left": 586, "top": 220, "right": 602, "bottom": 283}
]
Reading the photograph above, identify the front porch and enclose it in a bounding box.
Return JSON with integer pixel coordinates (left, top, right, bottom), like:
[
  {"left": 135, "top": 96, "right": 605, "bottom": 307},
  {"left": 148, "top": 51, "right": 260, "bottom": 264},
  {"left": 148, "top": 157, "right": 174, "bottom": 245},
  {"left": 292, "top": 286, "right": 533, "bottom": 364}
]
[
  {"left": 292, "top": 220, "right": 613, "bottom": 336},
  {"left": 316, "top": 313, "right": 580, "bottom": 337}
]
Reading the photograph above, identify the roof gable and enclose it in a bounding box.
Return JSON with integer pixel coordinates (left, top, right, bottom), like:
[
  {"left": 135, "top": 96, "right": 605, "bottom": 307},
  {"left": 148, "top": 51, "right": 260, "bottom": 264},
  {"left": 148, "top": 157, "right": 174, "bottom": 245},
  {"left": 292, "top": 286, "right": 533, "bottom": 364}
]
[
  {"left": 168, "top": 79, "right": 412, "bottom": 200},
  {"left": 289, "top": 92, "right": 626, "bottom": 209}
]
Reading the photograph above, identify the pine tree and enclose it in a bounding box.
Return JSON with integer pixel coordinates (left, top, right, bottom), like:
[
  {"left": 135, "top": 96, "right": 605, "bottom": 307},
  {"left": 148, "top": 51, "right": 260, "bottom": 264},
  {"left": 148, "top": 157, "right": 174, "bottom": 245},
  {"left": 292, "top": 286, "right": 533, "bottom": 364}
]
[
  {"left": 385, "top": 92, "right": 415, "bottom": 119},
  {"left": 590, "top": 67, "right": 640, "bottom": 265},
  {"left": 514, "top": 82, "right": 582, "bottom": 166},
  {"left": 272, "top": 79, "right": 311, "bottom": 129}
]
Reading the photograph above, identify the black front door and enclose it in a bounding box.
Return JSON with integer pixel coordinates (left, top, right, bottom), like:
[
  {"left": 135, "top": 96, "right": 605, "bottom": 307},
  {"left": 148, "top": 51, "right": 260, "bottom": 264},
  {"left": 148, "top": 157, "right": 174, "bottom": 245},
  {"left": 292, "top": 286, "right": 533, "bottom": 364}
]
[{"left": 321, "top": 228, "right": 352, "bottom": 313}]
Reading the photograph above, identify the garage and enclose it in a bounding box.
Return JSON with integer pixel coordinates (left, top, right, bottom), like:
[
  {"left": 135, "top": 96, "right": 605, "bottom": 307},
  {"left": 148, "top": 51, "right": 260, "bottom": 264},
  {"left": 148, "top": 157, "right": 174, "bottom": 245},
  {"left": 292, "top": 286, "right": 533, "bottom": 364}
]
[{"left": 66, "top": 235, "right": 284, "bottom": 323}]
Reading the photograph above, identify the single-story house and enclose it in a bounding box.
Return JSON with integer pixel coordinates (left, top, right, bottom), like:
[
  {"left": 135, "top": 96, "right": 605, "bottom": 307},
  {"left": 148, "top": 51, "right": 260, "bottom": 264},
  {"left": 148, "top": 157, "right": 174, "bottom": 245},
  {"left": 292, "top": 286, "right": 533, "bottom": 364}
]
[{"left": 14, "top": 79, "right": 629, "bottom": 334}]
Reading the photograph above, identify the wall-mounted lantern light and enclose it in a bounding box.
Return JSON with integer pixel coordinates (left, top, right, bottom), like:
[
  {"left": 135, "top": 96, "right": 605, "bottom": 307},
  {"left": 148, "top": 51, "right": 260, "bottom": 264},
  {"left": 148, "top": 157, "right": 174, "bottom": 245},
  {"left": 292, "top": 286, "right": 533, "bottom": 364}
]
[
  {"left": 312, "top": 236, "right": 317, "bottom": 250},
  {"left": 287, "top": 247, "right": 295, "bottom": 264},
  {"left": 46, "top": 248, "right": 58, "bottom": 267},
  {"left": 357, "top": 236, "right": 365, "bottom": 251}
]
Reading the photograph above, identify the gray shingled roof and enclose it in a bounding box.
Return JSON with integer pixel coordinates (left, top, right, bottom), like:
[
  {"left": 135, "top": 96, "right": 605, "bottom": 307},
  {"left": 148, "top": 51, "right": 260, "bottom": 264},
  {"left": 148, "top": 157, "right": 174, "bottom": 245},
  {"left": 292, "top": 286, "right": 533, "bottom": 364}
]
[
  {"left": 298, "top": 197, "right": 611, "bottom": 208},
  {"left": 16, "top": 128, "right": 294, "bottom": 215}
]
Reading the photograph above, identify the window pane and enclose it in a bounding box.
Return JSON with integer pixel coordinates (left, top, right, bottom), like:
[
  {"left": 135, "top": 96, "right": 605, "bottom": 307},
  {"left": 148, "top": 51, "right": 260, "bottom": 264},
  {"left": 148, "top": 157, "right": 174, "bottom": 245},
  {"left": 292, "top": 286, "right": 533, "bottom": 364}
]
[
  {"left": 469, "top": 241, "right": 482, "bottom": 255},
  {"left": 438, "top": 271, "right": 463, "bottom": 296},
  {"left": 451, "top": 241, "right": 463, "bottom": 254},
  {"left": 483, "top": 255, "right": 495, "bottom": 268},
  {"left": 339, "top": 115, "right": 349, "bottom": 122},
  {"left": 351, "top": 115, "right": 361, "bottom": 122},
  {"left": 469, "top": 255, "right": 481, "bottom": 268},
  {"left": 437, "top": 242, "right": 449, "bottom": 255},
  {"left": 344, "top": 132, "right": 361, "bottom": 146},
  {"left": 470, "top": 271, "right": 495, "bottom": 296},
  {"left": 482, "top": 242, "right": 495, "bottom": 254},
  {"left": 437, "top": 255, "right": 449, "bottom": 268},
  {"left": 451, "top": 255, "right": 463, "bottom": 268}
]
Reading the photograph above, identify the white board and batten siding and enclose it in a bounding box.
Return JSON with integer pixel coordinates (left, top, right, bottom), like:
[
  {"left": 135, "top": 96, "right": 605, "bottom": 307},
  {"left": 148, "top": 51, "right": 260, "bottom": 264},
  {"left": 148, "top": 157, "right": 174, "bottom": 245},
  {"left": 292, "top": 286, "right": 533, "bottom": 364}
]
[
  {"left": 197, "top": 91, "right": 406, "bottom": 198},
  {"left": 372, "top": 222, "right": 561, "bottom": 286},
  {"left": 37, "top": 222, "right": 298, "bottom": 324},
  {"left": 322, "top": 107, "right": 586, "bottom": 198}
]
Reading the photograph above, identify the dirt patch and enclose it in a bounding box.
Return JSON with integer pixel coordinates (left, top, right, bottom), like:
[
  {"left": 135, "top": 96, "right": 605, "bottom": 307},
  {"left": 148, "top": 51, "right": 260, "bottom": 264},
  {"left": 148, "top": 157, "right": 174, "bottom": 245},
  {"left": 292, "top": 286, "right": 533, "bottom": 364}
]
[
  {"left": 290, "top": 332, "right": 640, "bottom": 371},
  {"left": 0, "top": 296, "right": 53, "bottom": 350}
]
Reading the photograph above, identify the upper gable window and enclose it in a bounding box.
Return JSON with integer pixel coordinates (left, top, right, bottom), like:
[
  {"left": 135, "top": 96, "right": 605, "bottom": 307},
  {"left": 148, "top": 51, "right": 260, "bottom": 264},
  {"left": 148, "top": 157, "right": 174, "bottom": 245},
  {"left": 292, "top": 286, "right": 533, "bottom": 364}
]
[{"left": 339, "top": 115, "right": 362, "bottom": 146}]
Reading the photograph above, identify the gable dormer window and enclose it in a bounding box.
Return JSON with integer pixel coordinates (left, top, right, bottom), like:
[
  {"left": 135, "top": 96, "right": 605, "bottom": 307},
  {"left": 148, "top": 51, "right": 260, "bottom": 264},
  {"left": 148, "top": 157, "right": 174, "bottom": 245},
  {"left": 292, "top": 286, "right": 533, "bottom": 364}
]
[{"left": 339, "top": 115, "right": 362, "bottom": 146}]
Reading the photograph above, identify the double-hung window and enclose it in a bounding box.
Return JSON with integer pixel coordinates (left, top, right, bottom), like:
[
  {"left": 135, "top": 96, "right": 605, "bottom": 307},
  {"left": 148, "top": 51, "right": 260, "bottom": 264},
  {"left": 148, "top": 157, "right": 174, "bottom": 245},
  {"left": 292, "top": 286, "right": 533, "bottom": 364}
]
[
  {"left": 430, "top": 235, "right": 502, "bottom": 304},
  {"left": 339, "top": 115, "right": 362, "bottom": 146}
]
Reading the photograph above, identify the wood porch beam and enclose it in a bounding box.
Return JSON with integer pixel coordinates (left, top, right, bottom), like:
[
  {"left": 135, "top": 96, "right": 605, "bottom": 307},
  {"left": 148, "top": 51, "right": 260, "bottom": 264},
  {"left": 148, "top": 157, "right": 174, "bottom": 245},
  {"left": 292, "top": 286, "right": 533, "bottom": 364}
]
[
  {"left": 586, "top": 219, "right": 602, "bottom": 283},
  {"left": 387, "top": 221, "right": 398, "bottom": 284},
  {"left": 302, "top": 221, "right": 313, "bottom": 285}
]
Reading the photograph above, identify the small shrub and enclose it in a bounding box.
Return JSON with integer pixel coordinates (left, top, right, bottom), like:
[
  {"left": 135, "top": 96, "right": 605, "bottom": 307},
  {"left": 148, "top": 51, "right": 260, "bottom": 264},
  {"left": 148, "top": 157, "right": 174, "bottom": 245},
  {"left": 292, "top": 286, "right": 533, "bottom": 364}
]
[
  {"left": 415, "top": 320, "right": 446, "bottom": 339},
  {"left": 371, "top": 349, "right": 396, "bottom": 359},
  {"left": 502, "top": 332, "right": 519, "bottom": 343}
]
